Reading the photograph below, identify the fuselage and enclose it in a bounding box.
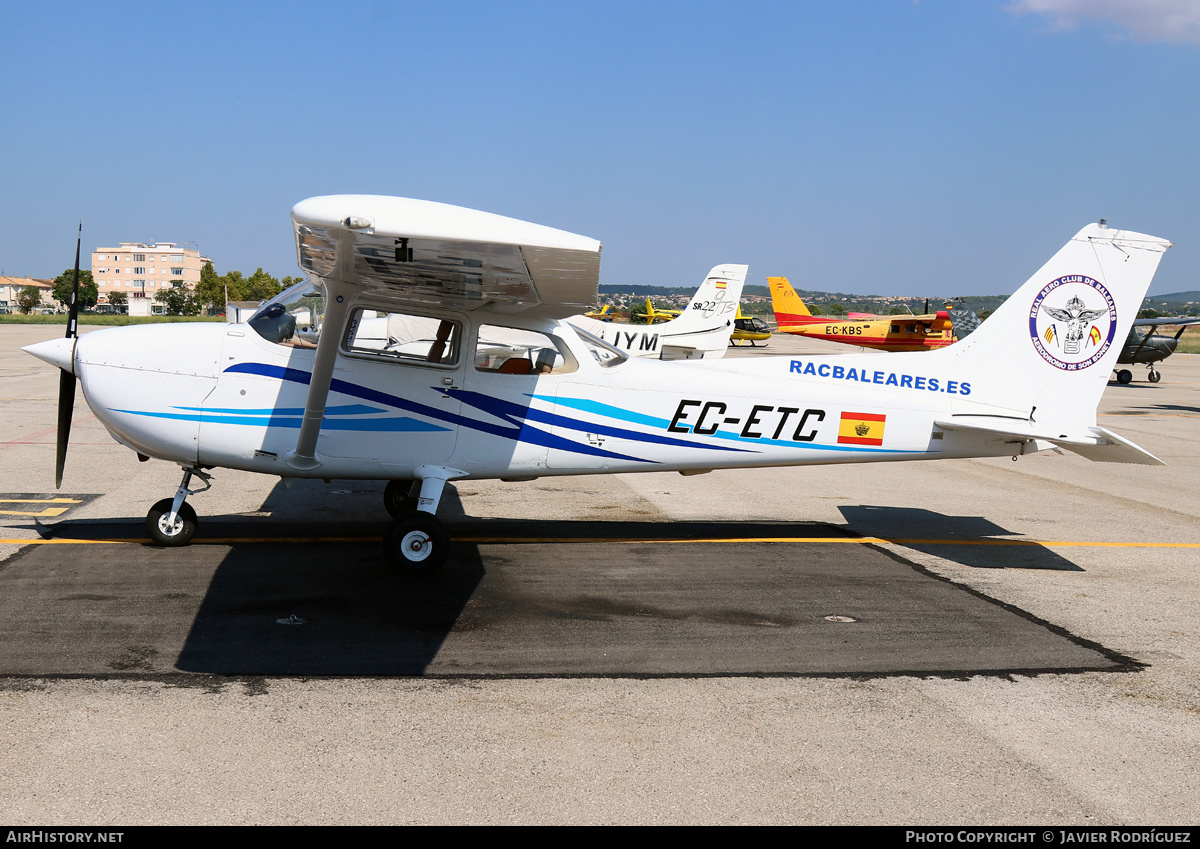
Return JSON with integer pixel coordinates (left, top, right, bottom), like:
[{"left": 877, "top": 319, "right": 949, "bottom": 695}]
[
  {"left": 65, "top": 312, "right": 1021, "bottom": 484},
  {"left": 775, "top": 315, "right": 956, "bottom": 352},
  {"left": 1118, "top": 326, "right": 1178, "bottom": 365}
]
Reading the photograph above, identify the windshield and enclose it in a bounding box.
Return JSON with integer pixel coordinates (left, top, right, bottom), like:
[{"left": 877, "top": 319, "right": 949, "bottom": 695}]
[
  {"left": 247, "top": 278, "right": 327, "bottom": 346},
  {"left": 566, "top": 322, "right": 628, "bottom": 367}
]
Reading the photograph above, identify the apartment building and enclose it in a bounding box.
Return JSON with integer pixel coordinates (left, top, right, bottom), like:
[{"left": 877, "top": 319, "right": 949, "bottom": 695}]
[
  {"left": 0, "top": 276, "right": 54, "bottom": 312},
  {"left": 91, "top": 242, "right": 212, "bottom": 305}
]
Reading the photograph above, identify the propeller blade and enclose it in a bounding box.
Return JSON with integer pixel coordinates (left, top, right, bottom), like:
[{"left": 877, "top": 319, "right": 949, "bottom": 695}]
[
  {"left": 65, "top": 222, "right": 81, "bottom": 340},
  {"left": 55, "top": 370, "right": 76, "bottom": 489},
  {"left": 55, "top": 223, "right": 82, "bottom": 488}
]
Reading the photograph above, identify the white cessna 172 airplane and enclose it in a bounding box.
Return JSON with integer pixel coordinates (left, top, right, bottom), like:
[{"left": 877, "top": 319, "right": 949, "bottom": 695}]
[
  {"left": 571, "top": 264, "right": 746, "bottom": 359},
  {"left": 25, "top": 197, "right": 1170, "bottom": 573}
]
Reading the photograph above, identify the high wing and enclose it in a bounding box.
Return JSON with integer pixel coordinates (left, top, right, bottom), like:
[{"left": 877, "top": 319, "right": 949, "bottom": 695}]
[
  {"left": 291, "top": 195, "right": 601, "bottom": 319},
  {"left": 1131, "top": 316, "right": 1200, "bottom": 328},
  {"left": 285, "top": 195, "right": 602, "bottom": 470},
  {"left": 885, "top": 310, "right": 952, "bottom": 332},
  {"left": 883, "top": 309, "right": 945, "bottom": 326}
]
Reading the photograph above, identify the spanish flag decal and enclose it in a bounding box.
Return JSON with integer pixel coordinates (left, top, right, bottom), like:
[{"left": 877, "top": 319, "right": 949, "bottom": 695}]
[
  {"left": 1089, "top": 325, "right": 1102, "bottom": 346},
  {"left": 838, "top": 411, "right": 886, "bottom": 446},
  {"left": 715, "top": 280, "right": 727, "bottom": 290}
]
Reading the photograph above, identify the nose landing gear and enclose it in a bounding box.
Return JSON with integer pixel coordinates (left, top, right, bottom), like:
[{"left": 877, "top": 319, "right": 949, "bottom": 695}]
[{"left": 146, "top": 467, "right": 212, "bottom": 546}]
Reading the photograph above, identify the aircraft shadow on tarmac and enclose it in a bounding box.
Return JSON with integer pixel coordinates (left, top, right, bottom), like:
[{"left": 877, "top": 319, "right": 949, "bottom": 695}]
[
  {"left": 838, "top": 505, "right": 1084, "bottom": 572},
  {"left": 1107, "top": 403, "right": 1200, "bottom": 415},
  {"left": 170, "top": 515, "right": 875, "bottom": 676},
  {"left": 8, "top": 485, "right": 1123, "bottom": 678}
]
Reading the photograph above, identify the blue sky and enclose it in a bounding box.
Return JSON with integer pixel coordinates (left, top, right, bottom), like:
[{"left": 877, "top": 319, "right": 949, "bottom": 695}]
[{"left": 2, "top": 1, "right": 1198, "bottom": 296}]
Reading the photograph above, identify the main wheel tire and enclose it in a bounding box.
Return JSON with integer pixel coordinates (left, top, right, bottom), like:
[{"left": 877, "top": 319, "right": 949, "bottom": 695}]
[
  {"left": 383, "top": 479, "right": 419, "bottom": 519},
  {"left": 383, "top": 513, "right": 449, "bottom": 574},
  {"left": 1148, "top": 370, "right": 1162, "bottom": 383},
  {"left": 1116, "top": 369, "right": 1133, "bottom": 385},
  {"left": 146, "top": 499, "right": 198, "bottom": 547}
]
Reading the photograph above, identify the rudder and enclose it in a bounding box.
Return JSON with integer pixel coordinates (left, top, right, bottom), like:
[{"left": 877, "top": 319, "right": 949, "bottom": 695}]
[{"left": 769, "top": 277, "right": 819, "bottom": 327}]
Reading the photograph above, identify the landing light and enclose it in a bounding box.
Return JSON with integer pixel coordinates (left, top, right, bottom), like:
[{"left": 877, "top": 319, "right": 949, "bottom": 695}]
[{"left": 342, "top": 216, "right": 374, "bottom": 230}]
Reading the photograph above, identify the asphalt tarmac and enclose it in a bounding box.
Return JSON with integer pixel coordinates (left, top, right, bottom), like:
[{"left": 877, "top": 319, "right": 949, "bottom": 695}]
[{"left": 1, "top": 324, "right": 1198, "bottom": 824}]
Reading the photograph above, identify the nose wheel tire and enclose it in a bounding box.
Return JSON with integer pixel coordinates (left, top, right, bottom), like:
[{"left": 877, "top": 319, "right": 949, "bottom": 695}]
[
  {"left": 383, "top": 479, "right": 419, "bottom": 519},
  {"left": 1116, "top": 369, "right": 1133, "bottom": 385},
  {"left": 146, "top": 499, "right": 198, "bottom": 547},
  {"left": 1148, "top": 369, "right": 1161, "bottom": 383},
  {"left": 383, "top": 513, "right": 449, "bottom": 574}
]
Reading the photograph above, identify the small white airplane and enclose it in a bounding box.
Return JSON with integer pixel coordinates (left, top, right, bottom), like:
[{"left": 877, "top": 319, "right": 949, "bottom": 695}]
[
  {"left": 25, "top": 197, "right": 1170, "bottom": 573},
  {"left": 570, "top": 264, "right": 745, "bottom": 359}
]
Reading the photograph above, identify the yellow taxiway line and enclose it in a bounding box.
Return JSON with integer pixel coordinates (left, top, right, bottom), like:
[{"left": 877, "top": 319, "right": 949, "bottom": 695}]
[
  {"left": 0, "top": 498, "right": 84, "bottom": 503},
  {"left": 1, "top": 536, "right": 1198, "bottom": 549}
]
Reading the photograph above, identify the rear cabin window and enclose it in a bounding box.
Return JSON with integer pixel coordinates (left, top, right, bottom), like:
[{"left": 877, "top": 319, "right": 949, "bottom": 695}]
[
  {"left": 474, "top": 325, "right": 576, "bottom": 375},
  {"left": 343, "top": 309, "right": 461, "bottom": 366}
]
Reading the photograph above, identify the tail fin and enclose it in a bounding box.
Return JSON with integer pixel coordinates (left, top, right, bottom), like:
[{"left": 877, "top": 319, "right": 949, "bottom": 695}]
[
  {"left": 572, "top": 264, "right": 747, "bottom": 359},
  {"left": 643, "top": 298, "right": 660, "bottom": 324},
  {"left": 768, "top": 277, "right": 819, "bottom": 326},
  {"left": 653, "top": 264, "right": 748, "bottom": 358},
  {"left": 671, "top": 264, "right": 747, "bottom": 328},
  {"left": 940, "top": 222, "right": 1170, "bottom": 454}
]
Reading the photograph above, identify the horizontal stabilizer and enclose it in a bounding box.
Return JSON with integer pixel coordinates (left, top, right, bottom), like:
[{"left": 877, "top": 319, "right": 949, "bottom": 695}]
[
  {"left": 1071, "top": 426, "right": 1166, "bottom": 466},
  {"left": 934, "top": 417, "right": 1164, "bottom": 466}
]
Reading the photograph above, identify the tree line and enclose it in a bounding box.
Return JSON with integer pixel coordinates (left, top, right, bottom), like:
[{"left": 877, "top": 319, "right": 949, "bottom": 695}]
[{"left": 13, "top": 264, "right": 303, "bottom": 316}]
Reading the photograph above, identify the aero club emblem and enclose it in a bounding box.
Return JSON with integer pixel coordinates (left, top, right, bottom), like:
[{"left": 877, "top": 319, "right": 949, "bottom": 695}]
[{"left": 1028, "top": 275, "right": 1116, "bottom": 371}]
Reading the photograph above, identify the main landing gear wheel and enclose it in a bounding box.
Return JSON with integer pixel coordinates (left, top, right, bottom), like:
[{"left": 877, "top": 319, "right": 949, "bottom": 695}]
[
  {"left": 146, "top": 499, "right": 198, "bottom": 547},
  {"left": 383, "top": 479, "right": 419, "bottom": 519},
  {"left": 1116, "top": 369, "right": 1133, "bottom": 385},
  {"left": 1148, "top": 369, "right": 1162, "bottom": 383},
  {"left": 383, "top": 513, "right": 449, "bottom": 575}
]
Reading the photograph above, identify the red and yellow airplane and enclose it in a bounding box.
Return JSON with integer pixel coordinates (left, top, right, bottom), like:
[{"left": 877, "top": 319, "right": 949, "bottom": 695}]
[{"left": 769, "top": 276, "right": 955, "bottom": 352}]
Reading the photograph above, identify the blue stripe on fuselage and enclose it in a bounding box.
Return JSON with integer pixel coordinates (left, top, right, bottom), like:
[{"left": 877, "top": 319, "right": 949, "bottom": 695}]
[{"left": 222, "top": 362, "right": 656, "bottom": 463}]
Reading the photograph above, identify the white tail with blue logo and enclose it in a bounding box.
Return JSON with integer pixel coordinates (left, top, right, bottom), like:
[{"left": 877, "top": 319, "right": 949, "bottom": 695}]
[{"left": 932, "top": 223, "right": 1171, "bottom": 463}]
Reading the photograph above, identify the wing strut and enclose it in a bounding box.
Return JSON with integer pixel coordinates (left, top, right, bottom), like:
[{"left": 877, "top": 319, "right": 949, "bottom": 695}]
[{"left": 287, "top": 227, "right": 357, "bottom": 470}]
